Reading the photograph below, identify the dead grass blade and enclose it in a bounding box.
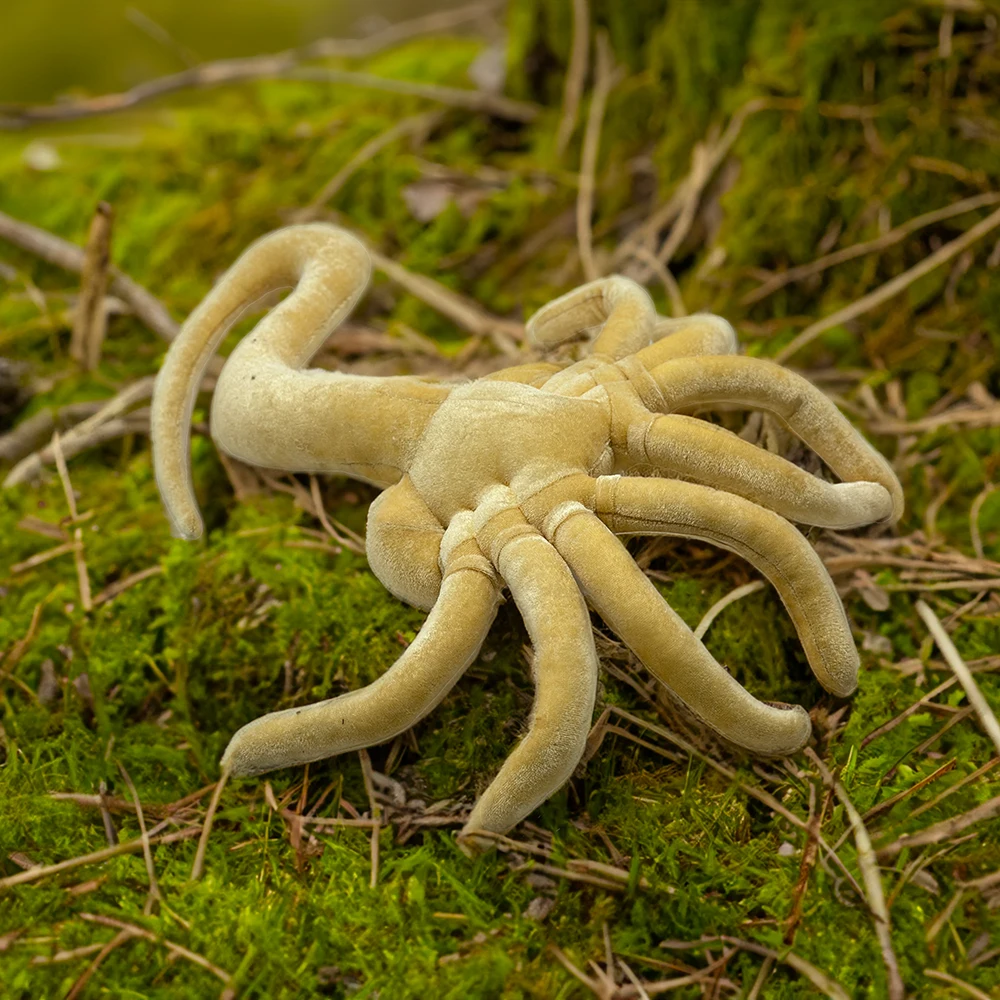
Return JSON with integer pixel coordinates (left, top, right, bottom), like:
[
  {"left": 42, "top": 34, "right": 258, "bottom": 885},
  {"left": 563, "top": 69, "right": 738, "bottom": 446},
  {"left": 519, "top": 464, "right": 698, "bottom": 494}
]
[
  {"left": 577, "top": 31, "right": 619, "bottom": 281},
  {"left": 806, "top": 749, "right": 904, "bottom": 1000},
  {"left": 916, "top": 599, "right": 1000, "bottom": 756},
  {"left": 924, "top": 968, "right": 993, "bottom": 1000},
  {"left": 742, "top": 191, "right": 1000, "bottom": 305},
  {"left": 554, "top": 0, "right": 590, "bottom": 158},
  {"left": 190, "top": 768, "right": 231, "bottom": 881}
]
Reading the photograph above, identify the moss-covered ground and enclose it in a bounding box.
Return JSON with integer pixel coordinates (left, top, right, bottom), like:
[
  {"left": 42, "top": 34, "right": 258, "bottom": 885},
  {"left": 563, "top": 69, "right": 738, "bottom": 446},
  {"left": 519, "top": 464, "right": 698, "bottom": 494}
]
[{"left": 2, "top": 2, "right": 1000, "bottom": 997}]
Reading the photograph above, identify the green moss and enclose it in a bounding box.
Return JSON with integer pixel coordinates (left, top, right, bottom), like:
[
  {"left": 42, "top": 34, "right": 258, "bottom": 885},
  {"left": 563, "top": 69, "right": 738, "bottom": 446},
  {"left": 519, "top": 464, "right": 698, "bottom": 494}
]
[{"left": 1, "top": 7, "right": 999, "bottom": 998}]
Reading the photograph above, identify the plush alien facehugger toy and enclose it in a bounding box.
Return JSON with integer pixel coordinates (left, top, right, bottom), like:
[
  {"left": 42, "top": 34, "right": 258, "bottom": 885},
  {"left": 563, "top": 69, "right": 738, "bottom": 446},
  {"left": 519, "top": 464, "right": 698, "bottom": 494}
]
[{"left": 151, "top": 224, "right": 902, "bottom": 848}]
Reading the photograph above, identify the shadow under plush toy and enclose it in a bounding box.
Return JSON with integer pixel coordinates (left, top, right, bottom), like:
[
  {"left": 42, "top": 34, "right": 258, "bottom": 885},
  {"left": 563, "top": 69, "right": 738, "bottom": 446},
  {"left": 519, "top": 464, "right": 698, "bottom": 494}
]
[{"left": 151, "top": 223, "right": 902, "bottom": 849}]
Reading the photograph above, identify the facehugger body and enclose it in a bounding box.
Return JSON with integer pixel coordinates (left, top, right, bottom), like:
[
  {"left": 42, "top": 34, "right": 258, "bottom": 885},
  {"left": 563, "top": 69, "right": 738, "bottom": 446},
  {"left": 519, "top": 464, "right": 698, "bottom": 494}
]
[{"left": 151, "top": 224, "right": 902, "bottom": 848}]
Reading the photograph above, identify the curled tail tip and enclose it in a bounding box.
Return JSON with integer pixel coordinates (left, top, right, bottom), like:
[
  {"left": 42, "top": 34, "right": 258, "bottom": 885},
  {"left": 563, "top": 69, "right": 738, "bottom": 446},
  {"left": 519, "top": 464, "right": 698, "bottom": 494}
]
[{"left": 167, "top": 504, "right": 203, "bottom": 541}]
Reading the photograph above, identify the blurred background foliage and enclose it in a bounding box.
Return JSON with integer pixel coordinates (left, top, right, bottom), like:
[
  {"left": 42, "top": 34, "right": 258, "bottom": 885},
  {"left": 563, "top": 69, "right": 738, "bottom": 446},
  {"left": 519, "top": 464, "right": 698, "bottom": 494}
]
[{"left": 0, "top": 0, "right": 460, "bottom": 102}]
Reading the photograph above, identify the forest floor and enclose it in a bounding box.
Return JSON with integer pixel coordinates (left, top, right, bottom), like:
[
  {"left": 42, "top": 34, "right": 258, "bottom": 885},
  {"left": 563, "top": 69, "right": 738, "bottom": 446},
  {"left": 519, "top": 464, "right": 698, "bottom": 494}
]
[{"left": 1, "top": 2, "right": 1000, "bottom": 998}]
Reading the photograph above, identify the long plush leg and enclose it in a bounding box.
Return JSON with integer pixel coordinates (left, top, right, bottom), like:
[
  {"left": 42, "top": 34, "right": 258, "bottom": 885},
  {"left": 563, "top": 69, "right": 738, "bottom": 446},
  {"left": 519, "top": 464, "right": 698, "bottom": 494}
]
[
  {"left": 526, "top": 276, "right": 656, "bottom": 359},
  {"left": 221, "top": 539, "right": 499, "bottom": 776},
  {"left": 591, "top": 475, "right": 859, "bottom": 697},
  {"left": 544, "top": 503, "right": 812, "bottom": 756},
  {"left": 460, "top": 530, "right": 598, "bottom": 847},
  {"left": 366, "top": 474, "right": 444, "bottom": 612},
  {"left": 631, "top": 413, "right": 892, "bottom": 528},
  {"left": 647, "top": 355, "right": 904, "bottom": 521},
  {"left": 635, "top": 313, "right": 737, "bottom": 365}
]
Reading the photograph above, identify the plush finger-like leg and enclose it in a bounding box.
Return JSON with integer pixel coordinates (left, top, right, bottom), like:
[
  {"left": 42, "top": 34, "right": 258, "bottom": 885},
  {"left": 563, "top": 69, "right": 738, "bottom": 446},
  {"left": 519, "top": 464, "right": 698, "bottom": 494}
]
[
  {"left": 366, "top": 475, "right": 444, "bottom": 611},
  {"left": 152, "top": 223, "right": 449, "bottom": 540},
  {"left": 460, "top": 532, "right": 598, "bottom": 848},
  {"left": 592, "top": 476, "right": 859, "bottom": 697},
  {"left": 648, "top": 355, "right": 904, "bottom": 521},
  {"left": 635, "top": 313, "right": 737, "bottom": 366},
  {"left": 221, "top": 556, "right": 499, "bottom": 777},
  {"left": 633, "top": 413, "right": 892, "bottom": 528},
  {"left": 526, "top": 276, "right": 656, "bottom": 359},
  {"left": 545, "top": 503, "right": 812, "bottom": 756}
]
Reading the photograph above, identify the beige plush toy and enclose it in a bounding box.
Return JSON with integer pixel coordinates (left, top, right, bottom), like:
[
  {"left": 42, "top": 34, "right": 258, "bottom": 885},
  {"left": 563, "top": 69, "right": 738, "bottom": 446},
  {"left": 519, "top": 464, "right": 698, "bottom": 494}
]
[{"left": 151, "top": 223, "right": 902, "bottom": 849}]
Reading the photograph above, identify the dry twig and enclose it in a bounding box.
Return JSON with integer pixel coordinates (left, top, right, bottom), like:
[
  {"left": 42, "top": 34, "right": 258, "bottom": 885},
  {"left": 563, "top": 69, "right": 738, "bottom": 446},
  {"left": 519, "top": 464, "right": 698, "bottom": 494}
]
[
  {"left": 577, "top": 32, "right": 619, "bottom": 282},
  {"left": 70, "top": 202, "right": 114, "bottom": 370},
  {"left": 693, "top": 581, "right": 765, "bottom": 640},
  {"left": 0, "top": 209, "right": 177, "bottom": 342}
]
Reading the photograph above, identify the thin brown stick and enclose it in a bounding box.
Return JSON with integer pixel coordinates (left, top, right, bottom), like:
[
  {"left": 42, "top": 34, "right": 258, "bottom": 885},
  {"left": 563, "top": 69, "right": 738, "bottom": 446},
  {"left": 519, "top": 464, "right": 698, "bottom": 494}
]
[
  {"left": 0, "top": 209, "right": 177, "bottom": 342},
  {"left": 654, "top": 144, "right": 711, "bottom": 270},
  {"left": 548, "top": 943, "right": 603, "bottom": 995},
  {"left": 884, "top": 577, "right": 1000, "bottom": 593},
  {"left": 9, "top": 540, "right": 77, "bottom": 574},
  {"left": 784, "top": 785, "right": 829, "bottom": 945},
  {"left": 190, "top": 768, "right": 231, "bottom": 881},
  {"left": 29, "top": 941, "right": 109, "bottom": 965},
  {"left": 70, "top": 202, "right": 114, "bottom": 370},
  {"left": 970, "top": 484, "right": 995, "bottom": 560},
  {"left": 776, "top": 202, "right": 1000, "bottom": 362},
  {"left": 554, "top": 0, "right": 590, "bottom": 158},
  {"left": 615, "top": 97, "right": 774, "bottom": 269},
  {"left": 0, "top": 1, "right": 506, "bottom": 128},
  {"left": 92, "top": 565, "right": 164, "bottom": 607},
  {"left": 916, "top": 599, "right": 1000, "bottom": 756},
  {"left": 308, "top": 476, "right": 365, "bottom": 554},
  {"left": 742, "top": 191, "right": 1000, "bottom": 305},
  {"left": 0, "top": 826, "right": 201, "bottom": 890},
  {"left": 903, "top": 757, "right": 1000, "bottom": 826},
  {"left": 577, "top": 31, "right": 618, "bottom": 282},
  {"left": 867, "top": 403, "right": 1000, "bottom": 436},
  {"left": 358, "top": 749, "right": 381, "bottom": 888}
]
